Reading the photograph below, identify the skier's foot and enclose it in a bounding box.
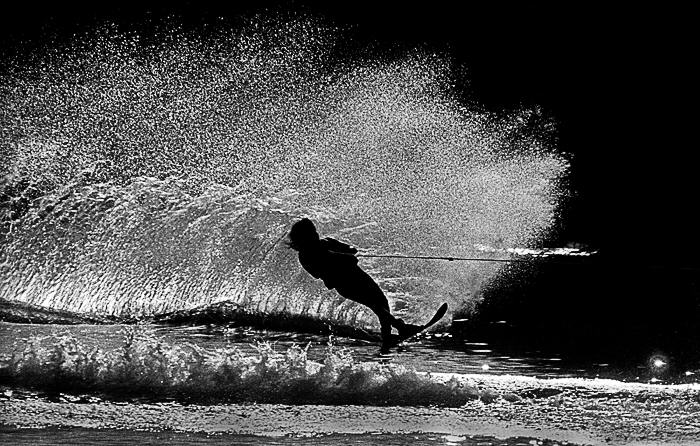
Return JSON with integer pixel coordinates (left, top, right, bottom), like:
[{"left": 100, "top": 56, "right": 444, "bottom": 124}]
[
  {"left": 380, "top": 334, "right": 402, "bottom": 353},
  {"left": 397, "top": 323, "right": 423, "bottom": 339},
  {"left": 379, "top": 341, "right": 394, "bottom": 354},
  {"left": 394, "top": 318, "right": 418, "bottom": 337}
]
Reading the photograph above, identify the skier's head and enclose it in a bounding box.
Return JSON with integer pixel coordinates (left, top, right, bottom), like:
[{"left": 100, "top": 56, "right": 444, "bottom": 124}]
[{"left": 287, "top": 218, "right": 320, "bottom": 250}]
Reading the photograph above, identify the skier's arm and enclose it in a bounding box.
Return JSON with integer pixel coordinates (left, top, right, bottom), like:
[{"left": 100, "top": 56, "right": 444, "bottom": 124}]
[{"left": 322, "top": 237, "right": 358, "bottom": 255}]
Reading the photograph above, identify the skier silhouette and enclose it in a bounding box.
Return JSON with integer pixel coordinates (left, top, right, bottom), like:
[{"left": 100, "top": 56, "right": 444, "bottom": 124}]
[{"left": 288, "top": 218, "right": 421, "bottom": 352}]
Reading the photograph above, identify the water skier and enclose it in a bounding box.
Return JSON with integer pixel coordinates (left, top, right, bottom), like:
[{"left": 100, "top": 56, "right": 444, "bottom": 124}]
[{"left": 288, "top": 218, "right": 423, "bottom": 353}]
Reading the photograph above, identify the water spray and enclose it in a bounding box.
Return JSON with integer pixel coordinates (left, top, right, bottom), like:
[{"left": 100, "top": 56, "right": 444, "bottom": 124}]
[{"left": 0, "top": 18, "right": 569, "bottom": 322}]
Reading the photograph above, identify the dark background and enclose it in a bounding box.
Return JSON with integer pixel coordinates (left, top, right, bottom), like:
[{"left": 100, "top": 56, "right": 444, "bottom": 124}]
[{"left": 2, "top": 2, "right": 697, "bottom": 371}]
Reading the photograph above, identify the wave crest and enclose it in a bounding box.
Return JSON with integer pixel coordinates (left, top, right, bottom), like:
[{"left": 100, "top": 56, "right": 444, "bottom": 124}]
[{"left": 0, "top": 328, "right": 484, "bottom": 406}]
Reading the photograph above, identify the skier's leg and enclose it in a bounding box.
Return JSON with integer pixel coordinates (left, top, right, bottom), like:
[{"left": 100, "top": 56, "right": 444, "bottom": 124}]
[
  {"left": 364, "top": 288, "right": 424, "bottom": 339},
  {"left": 334, "top": 269, "right": 421, "bottom": 342}
]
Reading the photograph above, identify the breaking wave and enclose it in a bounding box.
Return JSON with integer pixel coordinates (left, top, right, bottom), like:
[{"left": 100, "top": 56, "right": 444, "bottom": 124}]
[{"left": 0, "top": 328, "right": 484, "bottom": 406}]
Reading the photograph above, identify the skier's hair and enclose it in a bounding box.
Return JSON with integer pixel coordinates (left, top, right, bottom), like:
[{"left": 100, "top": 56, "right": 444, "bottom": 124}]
[{"left": 287, "top": 218, "right": 320, "bottom": 250}]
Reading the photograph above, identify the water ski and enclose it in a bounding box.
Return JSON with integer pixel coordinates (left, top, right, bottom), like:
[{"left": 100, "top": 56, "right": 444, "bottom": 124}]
[{"left": 382, "top": 302, "right": 448, "bottom": 352}]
